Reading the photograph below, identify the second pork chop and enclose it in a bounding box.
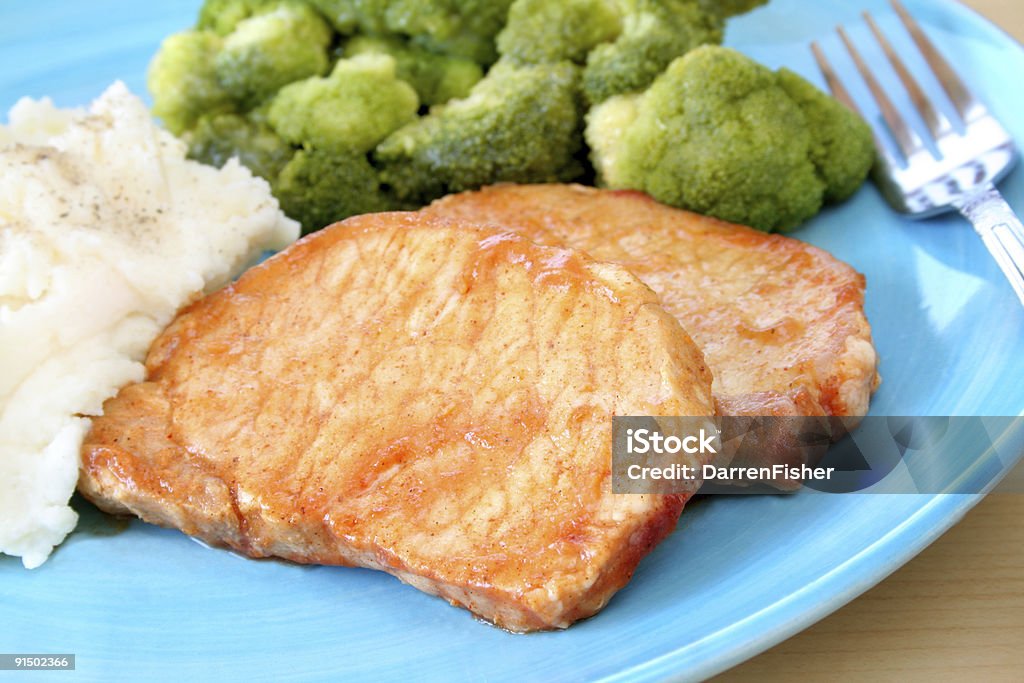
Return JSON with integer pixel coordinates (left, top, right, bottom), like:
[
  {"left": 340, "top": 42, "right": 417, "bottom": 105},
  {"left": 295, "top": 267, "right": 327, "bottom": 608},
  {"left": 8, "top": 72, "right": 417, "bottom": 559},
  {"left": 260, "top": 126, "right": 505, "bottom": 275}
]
[
  {"left": 425, "top": 184, "right": 879, "bottom": 419},
  {"left": 424, "top": 184, "right": 880, "bottom": 485},
  {"left": 80, "top": 212, "right": 715, "bottom": 632}
]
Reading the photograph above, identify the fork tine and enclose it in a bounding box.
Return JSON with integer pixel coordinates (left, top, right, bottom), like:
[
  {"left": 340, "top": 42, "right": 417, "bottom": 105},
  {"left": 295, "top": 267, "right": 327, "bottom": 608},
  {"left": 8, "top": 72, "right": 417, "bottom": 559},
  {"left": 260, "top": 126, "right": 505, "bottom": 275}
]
[
  {"left": 810, "top": 41, "right": 860, "bottom": 114},
  {"left": 811, "top": 41, "right": 899, "bottom": 169},
  {"left": 863, "top": 11, "right": 954, "bottom": 140},
  {"left": 891, "top": 0, "right": 984, "bottom": 123},
  {"left": 837, "top": 25, "right": 925, "bottom": 160}
]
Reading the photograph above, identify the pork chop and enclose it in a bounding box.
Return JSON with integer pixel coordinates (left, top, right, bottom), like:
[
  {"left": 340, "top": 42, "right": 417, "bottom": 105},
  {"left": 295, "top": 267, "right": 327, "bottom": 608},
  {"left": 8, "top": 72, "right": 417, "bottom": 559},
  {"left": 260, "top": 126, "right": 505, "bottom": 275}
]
[
  {"left": 424, "top": 184, "right": 880, "bottom": 480},
  {"left": 79, "top": 212, "right": 715, "bottom": 632}
]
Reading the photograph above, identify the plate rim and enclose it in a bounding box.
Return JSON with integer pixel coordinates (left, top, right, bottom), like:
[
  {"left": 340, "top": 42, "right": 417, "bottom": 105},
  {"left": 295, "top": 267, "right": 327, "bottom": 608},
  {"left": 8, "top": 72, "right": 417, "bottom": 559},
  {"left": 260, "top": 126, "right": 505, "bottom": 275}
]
[{"left": 621, "top": 492, "right": 984, "bottom": 681}]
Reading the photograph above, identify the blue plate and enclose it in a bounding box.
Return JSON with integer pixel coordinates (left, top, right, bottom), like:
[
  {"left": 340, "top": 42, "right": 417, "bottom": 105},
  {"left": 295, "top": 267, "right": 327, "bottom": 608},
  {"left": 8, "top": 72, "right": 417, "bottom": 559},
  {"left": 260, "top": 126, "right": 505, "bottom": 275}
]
[{"left": 2, "top": 1, "right": 1022, "bottom": 681}]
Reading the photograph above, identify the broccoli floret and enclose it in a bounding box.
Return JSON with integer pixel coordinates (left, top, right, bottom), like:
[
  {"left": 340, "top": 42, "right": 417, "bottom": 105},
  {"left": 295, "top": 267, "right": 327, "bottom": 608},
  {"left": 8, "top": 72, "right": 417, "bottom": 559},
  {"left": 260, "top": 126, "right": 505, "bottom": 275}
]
[
  {"left": 344, "top": 36, "right": 482, "bottom": 105},
  {"left": 582, "top": 0, "right": 724, "bottom": 104},
  {"left": 776, "top": 69, "right": 875, "bottom": 204},
  {"left": 148, "top": 31, "right": 233, "bottom": 135},
  {"left": 698, "top": 0, "right": 768, "bottom": 18},
  {"left": 196, "top": 0, "right": 281, "bottom": 35},
  {"left": 267, "top": 54, "right": 418, "bottom": 154},
  {"left": 585, "top": 46, "right": 874, "bottom": 232},
  {"left": 214, "top": 3, "right": 333, "bottom": 108},
  {"left": 186, "top": 112, "right": 294, "bottom": 181},
  {"left": 274, "top": 149, "right": 395, "bottom": 233},
  {"left": 375, "top": 60, "right": 583, "bottom": 203},
  {"left": 308, "top": 0, "right": 388, "bottom": 34},
  {"left": 584, "top": 93, "right": 639, "bottom": 189},
  {"left": 388, "top": 0, "right": 516, "bottom": 65},
  {"left": 308, "top": 0, "right": 514, "bottom": 64},
  {"left": 497, "top": 0, "right": 622, "bottom": 65}
]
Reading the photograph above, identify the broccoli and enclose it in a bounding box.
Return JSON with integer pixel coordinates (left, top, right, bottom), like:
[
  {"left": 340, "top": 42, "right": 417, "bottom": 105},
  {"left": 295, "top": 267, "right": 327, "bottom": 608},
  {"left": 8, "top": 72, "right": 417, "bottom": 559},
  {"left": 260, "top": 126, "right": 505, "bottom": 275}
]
[
  {"left": 698, "top": 0, "right": 768, "bottom": 18},
  {"left": 583, "top": 93, "right": 639, "bottom": 189},
  {"left": 308, "top": 0, "right": 515, "bottom": 64},
  {"left": 388, "top": 0, "right": 516, "bottom": 65},
  {"left": 582, "top": 0, "right": 724, "bottom": 104},
  {"left": 375, "top": 59, "right": 583, "bottom": 203},
  {"left": 158, "top": 0, "right": 816, "bottom": 238},
  {"left": 307, "top": 0, "right": 388, "bottom": 34},
  {"left": 148, "top": 31, "right": 233, "bottom": 135},
  {"left": 776, "top": 69, "right": 874, "bottom": 204},
  {"left": 196, "top": 0, "right": 282, "bottom": 35},
  {"left": 497, "top": 0, "right": 622, "bottom": 65},
  {"left": 344, "top": 36, "right": 482, "bottom": 105},
  {"left": 186, "top": 112, "right": 294, "bottom": 181},
  {"left": 267, "top": 54, "right": 419, "bottom": 154},
  {"left": 585, "top": 46, "right": 874, "bottom": 232},
  {"left": 214, "top": 3, "right": 333, "bottom": 108},
  {"left": 274, "top": 149, "right": 395, "bottom": 233}
]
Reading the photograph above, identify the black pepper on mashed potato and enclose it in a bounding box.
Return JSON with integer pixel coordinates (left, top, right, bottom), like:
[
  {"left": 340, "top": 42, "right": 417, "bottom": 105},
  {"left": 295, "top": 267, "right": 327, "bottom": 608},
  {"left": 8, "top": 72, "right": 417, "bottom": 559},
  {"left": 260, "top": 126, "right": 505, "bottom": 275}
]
[{"left": 0, "top": 82, "right": 299, "bottom": 568}]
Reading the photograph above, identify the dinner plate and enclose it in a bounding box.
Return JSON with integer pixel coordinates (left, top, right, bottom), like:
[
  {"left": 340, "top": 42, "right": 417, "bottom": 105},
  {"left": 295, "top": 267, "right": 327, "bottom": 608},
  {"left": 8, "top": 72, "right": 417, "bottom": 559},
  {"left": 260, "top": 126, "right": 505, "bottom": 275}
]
[{"left": 2, "top": 1, "right": 1022, "bottom": 681}]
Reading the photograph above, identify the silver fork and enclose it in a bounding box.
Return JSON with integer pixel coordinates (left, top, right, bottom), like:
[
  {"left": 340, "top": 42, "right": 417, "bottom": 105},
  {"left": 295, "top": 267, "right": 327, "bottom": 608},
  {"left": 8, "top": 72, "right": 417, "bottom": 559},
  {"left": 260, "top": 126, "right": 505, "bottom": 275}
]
[{"left": 811, "top": 0, "right": 1024, "bottom": 306}]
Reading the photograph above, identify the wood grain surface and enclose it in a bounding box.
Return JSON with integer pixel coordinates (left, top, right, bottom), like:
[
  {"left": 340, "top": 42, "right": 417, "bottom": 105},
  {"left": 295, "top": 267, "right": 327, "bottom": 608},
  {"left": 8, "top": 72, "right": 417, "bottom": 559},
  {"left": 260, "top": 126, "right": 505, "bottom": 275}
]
[{"left": 716, "top": 2, "right": 1024, "bottom": 679}]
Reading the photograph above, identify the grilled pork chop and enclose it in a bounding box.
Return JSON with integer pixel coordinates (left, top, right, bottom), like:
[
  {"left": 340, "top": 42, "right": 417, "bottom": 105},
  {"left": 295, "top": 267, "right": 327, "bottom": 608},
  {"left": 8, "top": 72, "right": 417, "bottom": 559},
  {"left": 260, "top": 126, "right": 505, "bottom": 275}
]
[
  {"left": 424, "top": 185, "right": 880, "bottom": 479},
  {"left": 80, "top": 213, "right": 715, "bottom": 632}
]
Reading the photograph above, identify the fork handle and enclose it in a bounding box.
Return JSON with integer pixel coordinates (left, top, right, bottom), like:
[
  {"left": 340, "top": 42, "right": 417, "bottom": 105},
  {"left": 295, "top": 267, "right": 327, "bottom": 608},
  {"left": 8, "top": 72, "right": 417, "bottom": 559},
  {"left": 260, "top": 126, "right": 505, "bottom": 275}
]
[{"left": 954, "top": 184, "right": 1024, "bottom": 307}]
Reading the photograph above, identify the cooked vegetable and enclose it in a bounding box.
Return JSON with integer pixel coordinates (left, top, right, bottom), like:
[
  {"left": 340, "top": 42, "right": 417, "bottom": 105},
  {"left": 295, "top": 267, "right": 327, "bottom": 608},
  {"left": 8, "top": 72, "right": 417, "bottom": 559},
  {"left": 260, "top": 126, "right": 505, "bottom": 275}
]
[
  {"left": 214, "top": 3, "right": 332, "bottom": 108},
  {"left": 268, "top": 54, "right": 419, "bottom": 154},
  {"left": 375, "top": 60, "right": 583, "bottom": 203},
  {"left": 306, "top": 0, "right": 386, "bottom": 34},
  {"left": 387, "top": 0, "right": 517, "bottom": 65},
  {"left": 148, "top": 31, "right": 232, "bottom": 135},
  {"left": 274, "top": 148, "right": 394, "bottom": 233},
  {"left": 777, "top": 68, "right": 875, "bottom": 204},
  {"left": 153, "top": 0, "right": 870, "bottom": 235},
  {"left": 308, "top": 0, "right": 515, "bottom": 64},
  {"left": 581, "top": 0, "right": 725, "bottom": 104},
  {"left": 186, "top": 112, "right": 294, "bottom": 181},
  {"left": 497, "top": 0, "right": 622, "bottom": 65},
  {"left": 699, "top": 0, "right": 768, "bottom": 18},
  {"left": 197, "top": 0, "right": 281, "bottom": 35},
  {"left": 583, "top": 93, "right": 638, "bottom": 188},
  {"left": 586, "top": 46, "right": 875, "bottom": 232},
  {"left": 344, "top": 36, "right": 483, "bottom": 105}
]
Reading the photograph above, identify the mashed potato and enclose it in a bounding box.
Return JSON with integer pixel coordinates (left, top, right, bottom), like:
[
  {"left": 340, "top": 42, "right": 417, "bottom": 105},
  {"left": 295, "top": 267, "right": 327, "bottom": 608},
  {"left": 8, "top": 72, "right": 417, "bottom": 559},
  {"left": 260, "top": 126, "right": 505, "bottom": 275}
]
[{"left": 0, "top": 82, "right": 299, "bottom": 568}]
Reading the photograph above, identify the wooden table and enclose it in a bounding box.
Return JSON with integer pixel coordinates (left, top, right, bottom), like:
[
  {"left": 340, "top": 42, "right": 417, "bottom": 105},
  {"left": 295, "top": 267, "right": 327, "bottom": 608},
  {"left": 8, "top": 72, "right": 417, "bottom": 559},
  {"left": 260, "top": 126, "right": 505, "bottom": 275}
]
[
  {"left": 717, "top": 2, "right": 1023, "bottom": 679},
  {"left": 963, "top": 0, "right": 1024, "bottom": 43}
]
